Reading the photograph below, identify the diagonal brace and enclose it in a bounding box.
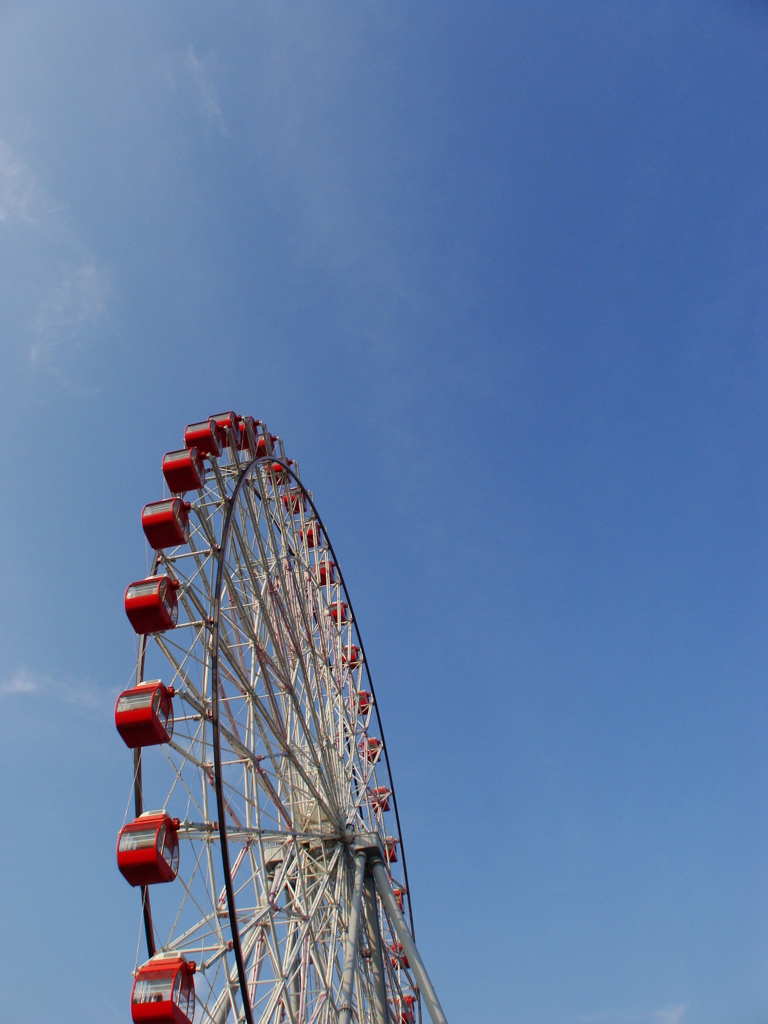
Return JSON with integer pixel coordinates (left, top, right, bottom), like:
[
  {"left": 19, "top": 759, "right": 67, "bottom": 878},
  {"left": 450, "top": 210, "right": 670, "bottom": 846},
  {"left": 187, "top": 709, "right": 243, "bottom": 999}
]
[{"left": 369, "top": 855, "right": 449, "bottom": 1024}]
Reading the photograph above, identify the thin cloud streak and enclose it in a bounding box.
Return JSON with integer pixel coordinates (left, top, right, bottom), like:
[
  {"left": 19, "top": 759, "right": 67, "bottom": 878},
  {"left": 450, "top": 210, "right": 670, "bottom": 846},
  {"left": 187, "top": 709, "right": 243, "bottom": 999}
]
[
  {"left": 0, "top": 134, "right": 113, "bottom": 389},
  {"left": 184, "top": 46, "right": 227, "bottom": 134},
  {"left": 577, "top": 1005, "right": 687, "bottom": 1024},
  {"left": 0, "top": 669, "right": 108, "bottom": 711},
  {"left": 0, "top": 138, "right": 47, "bottom": 223},
  {"left": 164, "top": 45, "right": 228, "bottom": 136},
  {"left": 30, "top": 262, "right": 113, "bottom": 375},
  {"left": 654, "top": 1005, "right": 686, "bottom": 1024},
  {"left": 0, "top": 671, "right": 38, "bottom": 695}
]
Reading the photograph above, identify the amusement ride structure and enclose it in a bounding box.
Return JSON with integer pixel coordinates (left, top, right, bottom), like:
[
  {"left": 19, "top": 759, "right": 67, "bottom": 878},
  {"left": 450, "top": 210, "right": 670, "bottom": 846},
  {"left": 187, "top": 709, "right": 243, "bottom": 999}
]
[{"left": 116, "top": 412, "right": 449, "bottom": 1024}]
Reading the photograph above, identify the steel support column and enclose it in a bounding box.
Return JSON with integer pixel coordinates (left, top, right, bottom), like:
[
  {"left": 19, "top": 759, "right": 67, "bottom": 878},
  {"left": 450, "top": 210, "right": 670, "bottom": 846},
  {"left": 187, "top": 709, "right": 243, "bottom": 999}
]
[
  {"left": 363, "top": 873, "right": 389, "bottom": 1024},
  {"left": 370, "top": 858, "right": 448, "bottom": 1024},
  {"left": 339, "top": 850, "right": 368, "bottom": 1024}
]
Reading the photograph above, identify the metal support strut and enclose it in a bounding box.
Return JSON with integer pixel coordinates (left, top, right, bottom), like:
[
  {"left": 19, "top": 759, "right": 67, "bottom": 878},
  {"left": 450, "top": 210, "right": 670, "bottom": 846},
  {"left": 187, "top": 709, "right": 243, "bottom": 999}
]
[
  {"left": 339, "top": 851, "right": 368, "bottom": 1024},
  {"left": 363, "top": 873, "right": 389, "bottom": 1024},
  {"left": 370, "top": 857, "right": 449, "bottom": 1024}
]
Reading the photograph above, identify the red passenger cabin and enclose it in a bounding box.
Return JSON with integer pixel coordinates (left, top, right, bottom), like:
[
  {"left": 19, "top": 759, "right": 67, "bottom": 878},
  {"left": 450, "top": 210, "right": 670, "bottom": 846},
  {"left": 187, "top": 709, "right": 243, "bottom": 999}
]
[
  {"left": 118, "top": 812, "right": 180, "bottom": 886},
  {"left": 162, "top": 449, "right": 206, "bottom": 495},
  {"left": 384, "top": 836, "right": 399, "bottom": 863},
  {"left": 142, "top": 499, "right": 190, "bottom": 550},
  {"left": 317, "top": 559, "right": 336, "bottom": 586},
  {"left": 241, "top": 429, "right": 273, "bottom": 459},
  {"left": 330, "top": 601, "right": 349, "bottom": 624},
  {"left": 125, "top": 576, "right": 180, "bottom": 634},
  {"left": 356, "top": 690, "right": 372, "bottom": 716},
  {"left": 283, "top": 489, "right": 306, "bottom": 514},
  {"left": 184, "top": 420, "right": 222, "bottom": 458},
  {"left": 390, "top": 942, "right": 410, "bottom": 969},
  {"left": 401, "top": 995, "right": 417, "bottom": 1024},
  {"left": 370, "top": 786, "right": 391, "bottom": 812},
  {"left": 360, "top": 736, "right": 382, "bottom": 764},
  {"left": 131, "top": 954, "right": 195, "bottom": 1024},
  {"left": 235, "top": 415, "right": 260, "bottom": 452},
  {"left": 115, "top": 681, "right": 174, "bottom": 748},
  {"left": 393, "top": 887, "right": 406, "bottom": 911},
  {"left": 301, "top": 522, "right": 321, "bottom": 548},
  {"left": 342, "top": 645, "right": 362, "bottom": 667},
  {"left": 208, "top": 411, "right": 238, "bottom": 447}
]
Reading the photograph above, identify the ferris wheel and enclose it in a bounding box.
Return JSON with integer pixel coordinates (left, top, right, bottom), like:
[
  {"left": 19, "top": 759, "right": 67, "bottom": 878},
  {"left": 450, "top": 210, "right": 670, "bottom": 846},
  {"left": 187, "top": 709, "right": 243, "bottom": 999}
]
[{"left": 115, "top": 412, "right": 449, "bottom": 1024}]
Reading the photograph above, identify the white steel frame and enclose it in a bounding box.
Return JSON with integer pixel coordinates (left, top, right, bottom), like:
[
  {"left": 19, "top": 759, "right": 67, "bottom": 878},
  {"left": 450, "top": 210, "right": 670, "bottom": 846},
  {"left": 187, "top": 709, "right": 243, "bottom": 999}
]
[{"left": 124, "top": 418, "right": 447, "bottom": 1024}]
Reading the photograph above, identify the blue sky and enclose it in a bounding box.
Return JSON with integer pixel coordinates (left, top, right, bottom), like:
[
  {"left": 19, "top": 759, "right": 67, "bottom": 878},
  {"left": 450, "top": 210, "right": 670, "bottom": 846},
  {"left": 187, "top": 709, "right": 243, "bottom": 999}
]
[{"left": 0, "top": 2, "right": 767, "bottom": 1022}]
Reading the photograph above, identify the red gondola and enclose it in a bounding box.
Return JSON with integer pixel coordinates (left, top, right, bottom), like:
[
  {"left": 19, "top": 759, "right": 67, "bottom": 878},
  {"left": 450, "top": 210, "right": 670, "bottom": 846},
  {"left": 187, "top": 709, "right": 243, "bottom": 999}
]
[
  {"left": 401, "top": 995, "right": 417, "bottom": 1023},
  {"left": 393, "top": 886, "right": 406, "bottom": 911},
  {"left": 342, "top": 645, "right": 362, "bottom": 667},
  {"left": 125, "top": 576, "right": 180, "bottom": 634},
  {"left": 183, "top": 420, "right": 222, "bottom": 458},
  {"left": 162, "top": 448, "right": 206, "bottom": 495},
  {"left": 142, "top": 499, "right": 190, "bottom": 550},
  {"left": 208, "top": 411, "right": 238, "bottom": 447},
  {"left": 390, "top": 941, "right": 410, "bottom": 969},
  {"left": 117, "top": 812, "right": 180, "bottom": 886},
  {"left": 282, "top": 489, "right": 306, "bottom": 514},
  {"left": 330, "top": 601, "right": 349, "bottom": 624},
  {"left": 357, "top": 690, "right": 372, "bottom": 716},
  {"left": 301, "top": 522, "right": 321, "bottom": 548},
  {"left": 384, "top": 836, "right": 399, "bottom": 863},
  {"left": 115, "top": 680, "right": 174, "bottom": 748},
  {"left": 360, "top": 736, "right": 382, "bottom": 764},
  {"left": 240, "top": 430, "right": 272, "bottom": 458},
  {"left": 269, "top": 461, "right": 289, "bottom": 483},
  {"left": 370, "top": 786, "right": 391, "bottom": 812},
  {"left": 235, "top": 415, "right": 260, "bottom": 452},
  {"left": 131, "top": 954, "right": 196, "bottom": 1024},
  {"left": 317, "top": 559, "right": 336, "bottom": 586}
]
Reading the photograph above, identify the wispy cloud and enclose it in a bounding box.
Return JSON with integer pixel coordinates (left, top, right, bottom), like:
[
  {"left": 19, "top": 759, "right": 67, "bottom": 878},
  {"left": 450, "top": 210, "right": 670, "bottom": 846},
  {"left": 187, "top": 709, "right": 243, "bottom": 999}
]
[
  {"left": 0, "top": 135, "right": 114, "bottom": 389},
  {"left": 29, "top": 262, "right": 113, "bottom": 381},
  {"left": 654, "top": 1005, "right": 686, "bottom": 1024},
  {"left": 0, "top": 138, "right": 47, "bottom": 223},
  {"left": 184, "top": 46, "right": 227, "bottom": 133},
  {"left": 578, "top": 1005, "right": 687, "bottom": 1024},
  {"left": 165, "top": 45, "right": 228, "bottom": 136},
  {"left": 0, "top": 670, "right": 38, "bottom": 695},
  {"left": 0, "top": 669, "right": 107, "bottom": 712}
]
